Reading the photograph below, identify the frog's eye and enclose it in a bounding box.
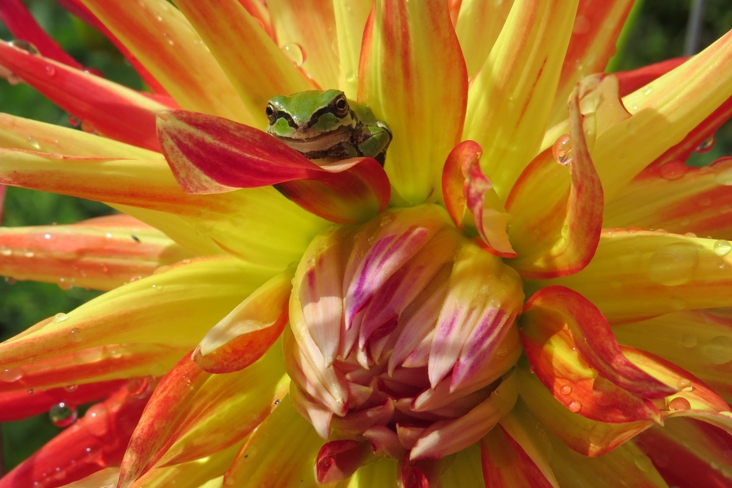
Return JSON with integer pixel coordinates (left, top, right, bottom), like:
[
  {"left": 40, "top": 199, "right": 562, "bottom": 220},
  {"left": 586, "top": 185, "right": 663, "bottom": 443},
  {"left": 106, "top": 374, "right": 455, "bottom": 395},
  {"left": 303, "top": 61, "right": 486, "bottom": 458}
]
[
  {"left": 334, "top": 96, "right": 349, "bottom": 117},
  {"left": 266, "top": 104, "right": 277, "bottom": 125}
]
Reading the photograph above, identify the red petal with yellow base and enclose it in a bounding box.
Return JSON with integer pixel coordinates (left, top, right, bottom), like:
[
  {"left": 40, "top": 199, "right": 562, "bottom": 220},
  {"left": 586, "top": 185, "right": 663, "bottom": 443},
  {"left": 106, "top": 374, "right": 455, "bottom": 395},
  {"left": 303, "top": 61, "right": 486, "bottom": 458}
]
[
  {"left": 316, "top": 439, "right": 372, "bottom": 483},
  {"left": 481, "top": 426, "right": 555, "bottom": 488}
]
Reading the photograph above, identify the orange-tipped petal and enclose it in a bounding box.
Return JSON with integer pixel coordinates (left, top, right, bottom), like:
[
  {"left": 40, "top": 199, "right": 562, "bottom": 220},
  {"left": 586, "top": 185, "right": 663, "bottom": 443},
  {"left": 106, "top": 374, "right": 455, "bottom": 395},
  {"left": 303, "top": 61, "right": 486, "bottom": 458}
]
[
  {"left": 79, "top": 0, "right": 254, "bottom": 124},
  {"left": 222, "top": 395, "right": 324, "bottom": 488},
  {"left": 0, "top": 42, "right": 169, "bottom": 151},
  {"left": 605, "top": 158, "right": 732, "bottom": 239},
  {"left": 0, "top": 215, "right": 194, "bottom": 290},
  {"left": 194, "top": 269, "right": 293, "bottom": 373},
  {"left": 548, "top": 0, "right": 634, "bottom": 124},
  {"left": 359, "top": 0, "right": 468, "bottom": 204},
  {"left": 464, "top": 0, "right": 578, "bottom": 198},
  {"left": 454, "top": 0, "right": 514, "bottom": 79},
  {"left": 507, "top": 86, "right": 603, "bottom": 279},
  {"left": 545, "top": 230, "right": 732, "bottom": 323},
  {"left": 155, "top": 344, "right": 289, "bottom": 467},
  {"left": 172, "top": 0, "right": 315, "bottom": 128},
  {"left": 117, "top": 353, "right": 210, "bottom": 488},
  {"left": 267, "top": 0, "right": 339, "bottom": 90},
  {"left": 481, "top": 426, "right": 556, "bottom": 488},
  {"left": 442, "top": 140, "right": 516, "bottom": 258},
  {"left": 0, "top": 149, "right": 329, "bottom": 268},
  {"left": 0, "top": 384, "right": 149, "bottom": 488},
  {"left": 0, "top": 256, "right": 273, "bottom": 369}
]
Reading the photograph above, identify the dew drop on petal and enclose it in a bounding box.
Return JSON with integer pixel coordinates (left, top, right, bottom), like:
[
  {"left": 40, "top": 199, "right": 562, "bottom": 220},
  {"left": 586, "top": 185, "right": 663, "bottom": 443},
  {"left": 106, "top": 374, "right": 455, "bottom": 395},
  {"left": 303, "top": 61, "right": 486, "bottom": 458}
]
[
  {"left": 69, "top": 328, "right": 83, "bottom": 343},
  {"left": 681, "top": 334, "right": 698, "bottom": 348},
  {"left": 552, "top": 134, "right": 572, "bottom": 165},
  {"left": 647, "top": 243, "right": 698, "bottom": 286},
  {"left": 696, "top": 134, "right": 715, "bottom": 153},
  {"left": 667, "top": 397, "right": 691, "bottom": 411},
  {"left": 84, "top": 403, "right": 110, "bottom": 437},
  {"left": 64, "top": 384, "right": 78, "bottom": 392},
  {"left": 44, "top": 64, "right": 56, "bottom": 77},
  {"left": 677, "top": 378, "right": 693, "bottom": 392},
  {"left": 127, "top": 377, "right": 153, "bottom": 398},
  {"left": 634, "top": 455, "right": 654, "bottom": 473},
  {"left": 54, "top": 312, "right": 68, "bottom": 322},
  {"left": 714, "top": 240, "right": 731, "bottom": 257},
  {"left": 5, "top": 277, "right": 16, "bottom": 285},
  {"left": 560, "top": 385, "right": 572, "bottom": 395},
  {"left": 26, "top": 136, "right": 41, "bottom": 149},
  {"left": 716, "top": 169, "right": 732, "bottom": 186},
  {"left": 659, "top": 161, "right": 688, "bottom": 181},
  {"left": 50, "top": 402, "right": 78, "bottom": 427},
  {"left": 0, "top": 246, "right": 10, "bottom": 256},
  {"left": 280, "top": 43, "right": 306, "bottom": 67},
  {"left": 1, "top": 368, "right": 23, "bottom": 382},
  {"left": 68, "top": 115, "right": 81, "bottom": 128},
  {"left": 568, "top": 401, "right": 581, "bottom": 413},
  {"left": 8, "top": 39, "right": 39, "bottom": 55},
  {"left": 703, "top": 335, "right": 732, "bottom": 365}
]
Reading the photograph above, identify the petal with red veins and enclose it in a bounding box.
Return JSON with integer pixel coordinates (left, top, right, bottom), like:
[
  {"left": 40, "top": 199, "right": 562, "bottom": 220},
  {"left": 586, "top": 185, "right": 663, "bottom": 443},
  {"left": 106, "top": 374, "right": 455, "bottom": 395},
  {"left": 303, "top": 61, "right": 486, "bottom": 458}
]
[
  {"left": 481, "top": 426, "right": 556, "bottom": 488},
  {"left": 154, "top": 344, "right": 290, "bottom": 467},
  {"left": 0, "top": 0, "right": 83, "bottom": 68},
  {"left": 0, "top": 149, "right": 329, "bottom": 268},
  {"left": 464, "top": 0, "right": 578, "bottom": 199},
  {"left": 543, "top": 230, "right": 732, "bottom": 323},
  {"left": 223, "top": 395, "right": 324, "bottom": 487},
  {"left": 333, "top": 0, "right": 372, "bottom": 98},
  {"left": 0, "top": 42, "right": 168, "bottom": 151},
  {"left": 604, "top": 159, "right": 732, "bottom": 239},
  {"left": 548, "top": 0, "right": 634, "bottom": 124},
  {"left": 316, "top": 440, "right": 372, "bottom": 483},
  {"left": 0, "top": 256, "right": 272, "bottom": 368},
  {"left": 0, "top": 215, "right": 194, "bottom": 290},
  {"left": 117, "top": 353, "right": 210, "bottom": 488},
  {"left": 636, "top": 418, "right": 732, "bottom": 488},
  {"left": 171, "top": 0, "right": 315, "bottom": 128},
  {"left": 507, "top": 86, "right": 603, "bottom": 279},
  {"left": 0, "top": 379, "right": 124, "bottom": 421},
  {"left": 454, "top": 0, "right": 514, "bottom": 79},
  {"left": 80, "top": 0, "right": 254, "bottom": 124},
  {"left": 194, "top": 269, "right": 293, "bottom": 373},
  {"left": 267, "top": 0, "right": 339, "bottom": 90},
  {"left": 516, "top": 360, "right": 653, "bottom": 457},
  {"left": 360, "top": 0, "right": 468, "bottom": 205},
  {"left": 613, "top": 311, "right": 732, "bottom": 402},
  {"left": 0, "top": 384, "right": 149, "bottom": 488},
  {"left": 520, "top": 286, "right": 675, "bottom": 407}
]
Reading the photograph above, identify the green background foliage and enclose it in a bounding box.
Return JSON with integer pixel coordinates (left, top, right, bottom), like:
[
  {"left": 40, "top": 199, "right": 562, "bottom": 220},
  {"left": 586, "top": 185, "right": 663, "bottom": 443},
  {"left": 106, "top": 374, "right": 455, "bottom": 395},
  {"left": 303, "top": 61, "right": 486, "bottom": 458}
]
[{"left": 0, "top": 0, "right": 730, "bottom": 476}]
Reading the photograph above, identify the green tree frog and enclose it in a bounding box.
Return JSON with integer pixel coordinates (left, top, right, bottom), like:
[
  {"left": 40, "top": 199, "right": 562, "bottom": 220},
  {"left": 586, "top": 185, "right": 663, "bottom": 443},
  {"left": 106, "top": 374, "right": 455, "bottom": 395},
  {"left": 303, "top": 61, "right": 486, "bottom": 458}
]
[{"left": 266, "top": 89, "right": 392, "bottom": 164}]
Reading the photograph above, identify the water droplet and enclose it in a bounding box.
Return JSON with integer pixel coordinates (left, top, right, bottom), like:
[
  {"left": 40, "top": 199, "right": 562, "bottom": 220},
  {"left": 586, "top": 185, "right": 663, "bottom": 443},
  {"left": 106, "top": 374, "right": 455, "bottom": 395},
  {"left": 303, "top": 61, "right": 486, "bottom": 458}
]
[
  {"left": 703, "top": 335, "right": 732, "bottom": 364},
  {"left": 54, "top": 312, "right": 68, "bottom": 322},
  {"left": 634, "top": 455, "right": 654, "bottom": 472},
  {"left": 22, "top": 248, "right": 34, "bottom": 258},
  {"left": 648, "top": 243, "right": 698, "bottom": 286},
  {"left": 5, "top": 276, "right": 16, "bottom": 285},
  {"left": 58, "top": 277, "right": 74, "bottom": 290},
  {"left": 44, "top": 233, "right": 51, "bottom": 239},
  {"left": 714, "top": 240, "right": 731, "bottom": 257},
  {"left": 44, "top": 64, "right": 56, "bottom": 77},
  {"left": 560, "top": 385, "right": 572, "bottom": 395},
  {"left": 681, "top": 334, "right": 698, "bottom": 348},
  {"left": 677, "top": 378, "right": 693, "bottom": 391},
  {"left": 659, "top": 161, "right": 688, "bottom": 180},
  {"left": 151, "top": 283, "right": 163, "bottom": 291},
  {"left": 25, "top": 135, "right": 41, "bottom": 149},
  {"left": 568, "top": 401, "right": 581, "bottom": 412},
  {"left": 49, "top": 402, "right": 78, "bottom": 427},
  {"left": 8, "top": 39, "right": 39, "bottom": 55},
  {"left": 68, "top": 115, "right": 81, "bottom": 128},
  {"left": 670, "top": 296, "right": 687, "bottom": 311},
  {"left": 1, "top": 368, "right": 23, "bottom": 382},
  {"left": 64, "top": 384, "right": 78, "bottom": 392},
  {"left": 69, "top": 328, "right": 83, "bottom": 343},
  {"left": 84, "top": 403, "right": 109, "bottom": 437},
  {"left": 716, "top": 169, "right": 732, "bottom": 186},
  {"left": 128, "top": 275, "right": 142, "bottom": 283},
  {"left": 127, "top": 377, "right": 153, "bottom": 398},
  {"left": 27, "top": 388, "right": 34, "bottom": 395},
  {"left": 552, "top": 134, "right": 572, "bottom": 165},
  {"left": 696, "top": 134, "right": 715, "bottom": 153},
  {"left": 0, "top": 246, "right": 10, "bottom": 256},
  {"left": 280, "top": 43, "right": 306, "bottom": 67},
  {"left": 667, "top": 397, "right": 691, "bottom": 411}
]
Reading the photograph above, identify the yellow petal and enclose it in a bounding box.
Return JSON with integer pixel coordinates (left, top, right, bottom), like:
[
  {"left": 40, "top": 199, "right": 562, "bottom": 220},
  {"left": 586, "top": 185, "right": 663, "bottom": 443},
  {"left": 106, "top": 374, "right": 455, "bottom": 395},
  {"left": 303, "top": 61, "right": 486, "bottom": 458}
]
[
  {"left": 57, "top": 468, "right": 118, "bottom": 488},
  {"left": 267, "top": 0, "right": 339, "bottom": 90},
  {"left": 333, "top": 0, "right": 373, "bottom": 98},
  {"left": 463, "top": 0, "right": 578, "bottom": 199},
  {"left": 0, "top": 256, "right": 273, "bottom": 368},
  {"left": 359, "top": 0, "right": 468, "bottom": 204},
  {"left": 454, "top": 0, "right": 514, "bottom": 79},
  {"left": 542, "top": 230, "right": 732, "bottom": 323},
  {"left": 339, "top": 457, "right": 397, "bottom": 488},
  {"left": 440, "top": 443, "right": 484, "bottom": 488},
  {"left": 80, "top": 0, "right": 254, "bottom": 124},
  {"left": 172, "top": 0, "right": 315, "bottom": 129}
]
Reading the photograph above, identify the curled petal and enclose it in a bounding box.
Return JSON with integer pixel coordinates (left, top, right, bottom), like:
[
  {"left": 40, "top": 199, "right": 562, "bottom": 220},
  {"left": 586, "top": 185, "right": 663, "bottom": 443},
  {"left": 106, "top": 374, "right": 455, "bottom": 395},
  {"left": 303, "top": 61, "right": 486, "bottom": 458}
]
[
  {"left": 316, "top": 440, "right": 372, "bottom": 484},
  {"left": 0, "top": 42, "right": 169, "bottom": 151},
  {"left": 507, "top": 85, "right": 603, "bottom": 279},
  {"left": 194, "top": 269, "right": 294, "bottom": 373},
  {"left": 442, "top": 140, "right": 516, "bottom": 257}
]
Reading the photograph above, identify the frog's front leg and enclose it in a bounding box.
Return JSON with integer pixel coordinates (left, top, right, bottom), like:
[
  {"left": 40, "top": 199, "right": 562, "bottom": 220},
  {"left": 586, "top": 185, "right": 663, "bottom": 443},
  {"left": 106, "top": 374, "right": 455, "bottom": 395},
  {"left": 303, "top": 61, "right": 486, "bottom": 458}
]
[{"left": 357, "top": 122, "right": 392, "bottom": 165}]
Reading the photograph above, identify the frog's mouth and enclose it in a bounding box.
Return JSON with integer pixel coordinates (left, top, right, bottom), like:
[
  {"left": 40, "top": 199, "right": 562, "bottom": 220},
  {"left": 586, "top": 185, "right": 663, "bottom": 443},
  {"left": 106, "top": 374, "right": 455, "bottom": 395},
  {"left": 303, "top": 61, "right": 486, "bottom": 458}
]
[{"left": 273, "top": 125, "right": 352, "bottom": 154}]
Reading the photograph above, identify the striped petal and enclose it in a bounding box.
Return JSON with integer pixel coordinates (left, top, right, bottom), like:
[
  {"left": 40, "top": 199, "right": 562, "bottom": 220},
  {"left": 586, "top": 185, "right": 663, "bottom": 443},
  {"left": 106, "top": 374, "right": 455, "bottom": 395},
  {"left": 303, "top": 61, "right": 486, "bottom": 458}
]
[
  {"left": 454, "top": 0, "right": 514, "bottom": 79},
  {"left": 333, "top": 0, "right": 372, "bottom": 98},
  {"left": 359, "top": 0, "right": 468, "bottom": 205},
  {"left": 463, "top": 0, "right": 578, "bottom": 199},
  {"left": 0, "top": 215, "right": 194, "bottom": 290},
  {"left": 79, "top": 0, "right": 253, "bottom": 124},
  {"left": 481, "top": 426, "right": 556, "bottom": 488},
  {"left": 604, "top": 159, "right": 732, "bottom": 239},
  {"left": 171, "top": 0, "right": 315, "bottom": 128},
  {"left": 507, "top": 86, "right": 602, "bottom": 278},
  {"left": 543, "top": 230, "right": 732, "bottom": 323},
  {"left": 0, "top": 41, "right": 169, "bottom": 151},
  {"left": 614, "top": 58, "right": 687, "bottom": 97},
  {"left": 0, "top": 149, "right": 329, "bottom": 268}
]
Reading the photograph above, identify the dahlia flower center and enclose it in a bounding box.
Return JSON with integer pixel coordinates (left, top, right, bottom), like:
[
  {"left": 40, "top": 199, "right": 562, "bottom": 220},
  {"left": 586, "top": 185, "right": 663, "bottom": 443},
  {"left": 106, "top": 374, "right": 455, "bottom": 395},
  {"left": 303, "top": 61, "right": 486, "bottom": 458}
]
[{"left": 286, "top": 204, "right": 524, "bottom": 473}]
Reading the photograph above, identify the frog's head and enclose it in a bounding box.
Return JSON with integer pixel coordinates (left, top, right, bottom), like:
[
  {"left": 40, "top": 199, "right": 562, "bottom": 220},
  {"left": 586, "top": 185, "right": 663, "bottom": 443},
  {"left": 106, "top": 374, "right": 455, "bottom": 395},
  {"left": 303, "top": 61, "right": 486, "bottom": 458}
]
[{"left": 266, "top": 89, "right": 355, "bottom": 140}]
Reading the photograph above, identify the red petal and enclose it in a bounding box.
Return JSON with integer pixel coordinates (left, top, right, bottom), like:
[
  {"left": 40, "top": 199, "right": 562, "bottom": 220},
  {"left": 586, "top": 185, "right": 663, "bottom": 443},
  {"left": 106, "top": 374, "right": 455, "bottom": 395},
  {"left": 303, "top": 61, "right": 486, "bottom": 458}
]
[
  {"left": 315, "top": 440, "right": 371, "bottom": 483},
  {"left": 481, "top": 426, "right": 555, "bottom": 488}
]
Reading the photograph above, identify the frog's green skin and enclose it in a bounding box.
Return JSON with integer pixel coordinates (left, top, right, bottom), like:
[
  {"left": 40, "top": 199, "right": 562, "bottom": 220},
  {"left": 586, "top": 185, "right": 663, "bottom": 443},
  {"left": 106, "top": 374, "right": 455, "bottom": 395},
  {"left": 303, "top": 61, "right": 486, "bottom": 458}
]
[{"left": 266, "top": 89, "right": 392, "bottom": 164}]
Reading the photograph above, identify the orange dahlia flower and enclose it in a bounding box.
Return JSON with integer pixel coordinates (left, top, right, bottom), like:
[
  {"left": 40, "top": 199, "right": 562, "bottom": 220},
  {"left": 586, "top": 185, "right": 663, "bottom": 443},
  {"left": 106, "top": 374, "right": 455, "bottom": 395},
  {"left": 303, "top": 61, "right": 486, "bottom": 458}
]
[{"left": 1, "top": 1, "right": 732, "bottom": 487}]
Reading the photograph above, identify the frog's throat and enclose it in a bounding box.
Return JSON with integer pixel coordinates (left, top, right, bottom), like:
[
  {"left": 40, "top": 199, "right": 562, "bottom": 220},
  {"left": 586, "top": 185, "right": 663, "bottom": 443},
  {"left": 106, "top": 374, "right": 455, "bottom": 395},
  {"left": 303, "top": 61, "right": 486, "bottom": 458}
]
[{"left": 273, "top": 125, "right": 352, "bottom": 154}]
